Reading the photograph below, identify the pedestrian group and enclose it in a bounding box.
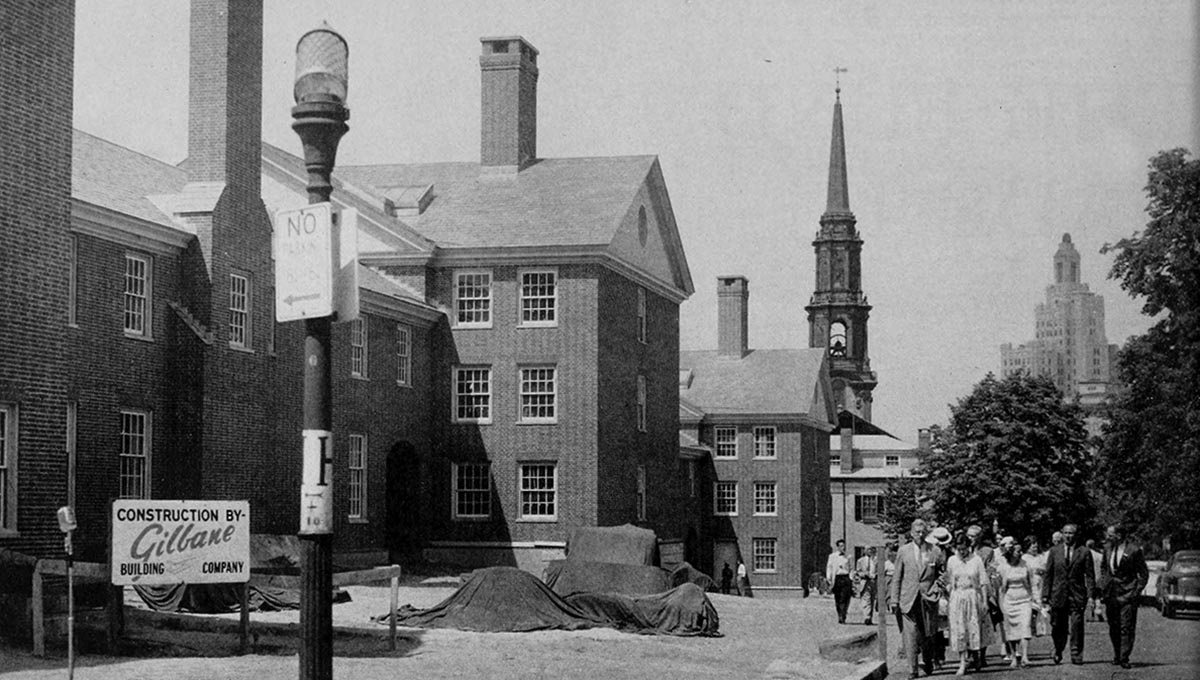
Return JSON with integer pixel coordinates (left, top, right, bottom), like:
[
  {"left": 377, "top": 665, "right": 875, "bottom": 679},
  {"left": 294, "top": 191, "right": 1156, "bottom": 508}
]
[{"left": 850, "top": 518, "right": 1151, "bottom": 678}]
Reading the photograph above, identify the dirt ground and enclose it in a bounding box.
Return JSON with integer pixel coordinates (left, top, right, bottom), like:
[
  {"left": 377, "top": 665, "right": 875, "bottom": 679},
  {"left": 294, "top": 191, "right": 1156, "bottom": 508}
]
[{"left": 0, "top": 580, "right": 885, "bottom": 680}]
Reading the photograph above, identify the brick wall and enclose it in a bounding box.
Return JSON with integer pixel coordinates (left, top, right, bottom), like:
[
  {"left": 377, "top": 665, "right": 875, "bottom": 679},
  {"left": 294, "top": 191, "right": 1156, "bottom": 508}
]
[
  {"left": 700, "top": 420, "right": 828, "bottom": 588},
  {"left": 426, "top": 264, "right": 601, "bottom": 546},
  {"left": 596, "top": 270, "right": 687, "bottom": 543},
  {"left": 65, "top": 235, "right": 184, "bottom": 559},
  {"left": 0, "top": 1, "right": 74, "bottom": 557}
]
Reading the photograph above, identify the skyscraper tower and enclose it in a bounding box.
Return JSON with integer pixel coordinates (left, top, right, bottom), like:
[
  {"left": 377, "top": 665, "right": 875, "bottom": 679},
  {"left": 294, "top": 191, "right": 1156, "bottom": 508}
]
[
  {"left": 806, "top": 84, "right": 877, "bottom": 420},
  {"left": 1001, "top": 233, "right": 1114, "bottom": 403}
]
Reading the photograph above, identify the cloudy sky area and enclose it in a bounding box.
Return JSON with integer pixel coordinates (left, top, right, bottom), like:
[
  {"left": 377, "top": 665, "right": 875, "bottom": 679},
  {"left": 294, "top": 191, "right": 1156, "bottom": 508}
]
[{"left": 74, "top": 1, "right": 1196, "bottom": 439}]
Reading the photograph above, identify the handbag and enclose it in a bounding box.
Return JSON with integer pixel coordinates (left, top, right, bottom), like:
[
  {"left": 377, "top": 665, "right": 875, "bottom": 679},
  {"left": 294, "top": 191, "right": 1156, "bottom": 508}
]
[{"left": 988, "top": 598, "right": 1004, "bottom": 625}]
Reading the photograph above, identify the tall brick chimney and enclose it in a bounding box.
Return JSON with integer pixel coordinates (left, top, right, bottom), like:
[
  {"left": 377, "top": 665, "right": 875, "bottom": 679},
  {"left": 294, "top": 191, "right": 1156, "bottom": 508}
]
[
  {"left": 717, "top": 276, "right": 749, "bottom": 359},
  {"left": 187, "top": 0, "right": 263, "bottom": 195},
  {"left": 479, "top": 36, "right": 538, "bottom": 174}
]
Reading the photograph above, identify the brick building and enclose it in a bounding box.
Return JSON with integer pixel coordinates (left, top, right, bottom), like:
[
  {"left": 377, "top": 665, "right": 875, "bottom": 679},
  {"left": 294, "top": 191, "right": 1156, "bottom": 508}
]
[
  {"left": 829, "top": 423, "right": 926, "bottom": 564},
  {"left": 1, "top": 2, "right": 695, "bottom": 574},
  {"left": 679, "top": 276, "right": 835, "bottom": 589}
]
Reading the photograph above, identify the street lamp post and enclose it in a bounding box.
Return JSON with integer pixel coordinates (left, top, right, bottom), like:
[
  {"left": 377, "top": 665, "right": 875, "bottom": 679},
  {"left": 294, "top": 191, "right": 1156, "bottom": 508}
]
[{"left": 291, "top": 23, "right": 348, "bottom": 680}]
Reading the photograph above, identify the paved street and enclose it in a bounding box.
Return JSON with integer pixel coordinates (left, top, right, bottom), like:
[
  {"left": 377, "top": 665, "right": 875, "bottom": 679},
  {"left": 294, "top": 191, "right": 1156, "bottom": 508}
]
[{"left": 882, "top": 606, "right": 1200, "bottom": 680}]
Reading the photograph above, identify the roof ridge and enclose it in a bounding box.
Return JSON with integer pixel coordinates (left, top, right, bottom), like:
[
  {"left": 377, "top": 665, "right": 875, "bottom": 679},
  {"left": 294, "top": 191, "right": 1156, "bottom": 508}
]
[{"left": 73, "top": 128, "right": 185, "bottom": 172}]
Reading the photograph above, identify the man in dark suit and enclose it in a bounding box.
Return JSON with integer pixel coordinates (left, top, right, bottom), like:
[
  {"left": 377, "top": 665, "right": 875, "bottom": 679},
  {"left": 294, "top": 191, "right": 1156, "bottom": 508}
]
[
  {"left": 888, "top": 519, "right": 946, "bottom": 679},
  {"left": 1100, "top": 524, "right": 1148, "bottom": 669},
  {"left": 1041, "top": 523, "right": 1095, "bottom": 665}
]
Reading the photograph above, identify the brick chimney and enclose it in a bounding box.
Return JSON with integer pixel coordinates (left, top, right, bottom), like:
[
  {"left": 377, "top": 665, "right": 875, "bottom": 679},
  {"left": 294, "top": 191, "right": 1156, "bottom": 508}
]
[
  {"left": 175, "top": 0, "right": 264, "bottom": 281},
  {"left": 717, "top": 276, "right": 749, "bottom": 359},
  {"left": 840, "top": 428, "right": 854, "bottom": 473},
  {"left": 918, "top": 428, "right": 931, "bottom": 452},
  {"left": 479, "top": 36, "right": 538, "bottom": 174}
]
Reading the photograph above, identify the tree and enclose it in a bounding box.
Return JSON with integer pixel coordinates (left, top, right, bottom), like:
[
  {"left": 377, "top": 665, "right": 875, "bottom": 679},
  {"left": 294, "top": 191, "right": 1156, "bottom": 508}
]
[
  {"left": 1095, "top": 148, "right": 1200, "bottom": 550},
  {"left": 879, "top": 473, "right": 931, "bottom": 540},
  {"left": 916, "top": 373, "right": 1092, "bottom": 542}
]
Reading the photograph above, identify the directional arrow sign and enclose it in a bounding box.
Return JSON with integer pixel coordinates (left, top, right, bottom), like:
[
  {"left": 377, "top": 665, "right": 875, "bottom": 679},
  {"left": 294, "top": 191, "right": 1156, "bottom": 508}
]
[{"left": 274, "top": 203, "right": 334, "bottom": 321}]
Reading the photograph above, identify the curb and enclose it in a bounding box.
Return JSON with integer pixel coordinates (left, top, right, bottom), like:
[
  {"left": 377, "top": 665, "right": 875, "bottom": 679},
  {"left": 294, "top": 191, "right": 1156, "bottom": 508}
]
[{"left": 836, "top": 659, "right": 887, "bottom": 680}]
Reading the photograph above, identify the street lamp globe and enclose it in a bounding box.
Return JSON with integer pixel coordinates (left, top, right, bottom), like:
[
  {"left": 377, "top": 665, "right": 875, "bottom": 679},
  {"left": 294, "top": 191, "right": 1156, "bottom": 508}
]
[{"left": 294, "top": 22, "right": 348, "bottom": 105}]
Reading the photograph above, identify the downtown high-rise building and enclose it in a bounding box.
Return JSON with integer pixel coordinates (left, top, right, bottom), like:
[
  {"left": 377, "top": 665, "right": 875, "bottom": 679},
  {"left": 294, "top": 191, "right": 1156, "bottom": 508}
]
[{"left": 1000, "top": 233, "right": 1118, "bottom": 408}]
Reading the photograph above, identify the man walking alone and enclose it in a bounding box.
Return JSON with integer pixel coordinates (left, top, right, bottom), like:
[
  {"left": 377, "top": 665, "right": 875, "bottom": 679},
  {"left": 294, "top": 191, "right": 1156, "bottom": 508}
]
[{"left": 827, "top": 539, "right": 852, "bottom": 623}]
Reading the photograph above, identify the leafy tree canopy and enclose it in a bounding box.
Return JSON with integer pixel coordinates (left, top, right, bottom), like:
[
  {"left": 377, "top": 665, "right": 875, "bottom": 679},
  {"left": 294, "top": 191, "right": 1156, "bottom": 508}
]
[
  {"left": 1096, "top": 148, "right": 1200, "bottom": 550},
  {"left": 915, "top": 372, "right": 1092, "bottom": 543}
]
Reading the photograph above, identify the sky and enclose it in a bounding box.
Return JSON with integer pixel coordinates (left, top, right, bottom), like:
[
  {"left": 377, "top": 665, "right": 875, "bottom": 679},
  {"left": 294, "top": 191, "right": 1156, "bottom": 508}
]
[{"left": 73, "top": 1, "right": 1196, "bottom": 439}]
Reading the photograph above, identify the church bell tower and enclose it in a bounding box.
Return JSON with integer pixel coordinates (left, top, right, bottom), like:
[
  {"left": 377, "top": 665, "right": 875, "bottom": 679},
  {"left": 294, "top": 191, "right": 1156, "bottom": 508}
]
[{"left": 805, "top": 82, "right": 877, "bottom": 420}]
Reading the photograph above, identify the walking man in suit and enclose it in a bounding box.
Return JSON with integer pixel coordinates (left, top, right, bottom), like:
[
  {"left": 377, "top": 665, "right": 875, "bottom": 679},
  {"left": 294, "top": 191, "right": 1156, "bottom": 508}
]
[
  {"left": 1041, "top": 523, "right": 1095, "bottom": 665},
  {"left": 889, "top": 519, "right": 945, "bottom": 679},
  {"left": 1101, "top": 524, "right": 1148, "bottom": 669}
]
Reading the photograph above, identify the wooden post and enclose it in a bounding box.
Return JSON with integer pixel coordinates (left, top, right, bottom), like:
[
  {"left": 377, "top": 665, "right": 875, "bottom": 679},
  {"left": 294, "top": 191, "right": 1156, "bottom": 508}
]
[
  {"left": 240, "top": 581, "right": 251, "bottom": 654},
  {"left": 389, "top": 565, "right": 399, "bottom": 651},
  {"left": 876, "top": 544, "right": 888, "bottom": 664},
  {"left": 32, "top": 561, "right": 45, "bottom": 657}
]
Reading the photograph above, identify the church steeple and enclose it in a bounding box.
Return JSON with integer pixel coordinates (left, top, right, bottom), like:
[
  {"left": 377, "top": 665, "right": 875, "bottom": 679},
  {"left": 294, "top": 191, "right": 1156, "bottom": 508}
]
[
  {"left": 805, "top": 81, "right": 878, "bottom": 421},
  {"left": 825, "top": 85, "right": 850, "bottom": 216}
]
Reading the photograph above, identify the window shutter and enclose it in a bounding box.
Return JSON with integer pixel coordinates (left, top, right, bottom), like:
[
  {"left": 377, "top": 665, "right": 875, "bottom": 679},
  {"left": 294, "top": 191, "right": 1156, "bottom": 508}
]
[{"left": 854, "top": 495, "right": 862, "bottom": 521}]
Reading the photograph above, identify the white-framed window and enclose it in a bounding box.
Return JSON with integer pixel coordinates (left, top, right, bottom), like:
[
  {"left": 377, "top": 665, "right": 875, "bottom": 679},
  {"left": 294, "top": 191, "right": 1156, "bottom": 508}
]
[
  {"left": 714, "top": 427, "right": 737, "bottom": 459},
  {"left": 636, "top": 466, "right": 647, "bottom": 521},
  {"left": 714, "top": 481, "right": 737, "bottom": 516},
  {"left": 753, "top": 482, "right": 777, "bottom": 516},
  {"left": 123, "top": 253, "right": 152, "bottom": 338},
  {"left": 453, "top": 366, "right": 492, "bottom": 423},
  {"left": 350, "top": 318, "right": 367, "bottom": 377},
  {"left": 347, "top": 434, "right": 366, "bottom": 519},
  {"left": 453, "top": 463, "right": 491, "bottom": 519},
  {"left": 396, "top": 324, "right": 412, "bottom": 386},
  {"left": 68, "top": 236, "right": 78, "bottom": 326},
  {"left": 519, "top": 269, "right": 557, "bottom": 326},
  {"left": 119, "top": 410, "right": 150, "bottom": 499},
  {"left": 229, "top": 272, "right": 251, "bottom": 348},
  {"left": 454, "top": 270, "right": 492, "bottom": 328},
  {"left": 830, "top": 455, "right": 841, "bottom": 467},
  {"left": 753, "top": 426, "right": 777, "bottom": 459},
  {"left": 885, "top": 454, "right": 900, "bottom": 467},
  {"left": 519, "top": 462, "right": 557, "bottom": 521},
  {"left": 0, "top": 405, "right": 16, "bottom": 532},
  {"left": 519, "top": 365, "right": 556, "bottom": 423},
  {"left": 636, "top": 287, "right": 647, "bottom": 343},
  {"left": 636, "top": 375, "right": 647, "bottom": 432},
  {"left": 855, "top": 494, "right": 884, "bottom": 525},
  {"left": 752, "top": 537, "right": 777, "bottom": 572}
]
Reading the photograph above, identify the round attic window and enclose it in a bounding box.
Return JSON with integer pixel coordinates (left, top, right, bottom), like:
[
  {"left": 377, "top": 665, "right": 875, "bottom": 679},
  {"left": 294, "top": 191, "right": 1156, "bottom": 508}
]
[{"left": 637, "top": 206, "right": 648, "bottom": 247}]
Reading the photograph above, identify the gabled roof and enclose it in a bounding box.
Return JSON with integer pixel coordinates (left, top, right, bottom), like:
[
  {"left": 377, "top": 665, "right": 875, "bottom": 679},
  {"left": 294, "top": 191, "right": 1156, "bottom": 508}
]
[
  {"left": 679, "top": 348, "right": 835, "bottom": 427},
  {"left": 830, "top": 433, "right": 919, "bottom": 452},
  {"left": 72, "top": 130, "right": 187, "bottom": 227},
  {"left": 339, "top": 156, "right": 658, "bottom": 248}
]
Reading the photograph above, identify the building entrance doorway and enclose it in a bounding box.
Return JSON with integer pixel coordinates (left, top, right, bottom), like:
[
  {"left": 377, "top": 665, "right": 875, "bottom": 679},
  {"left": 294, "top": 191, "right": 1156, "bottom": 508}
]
[
  {"left": 713, "top": 539, "right": 739, "bottom": 587},
  {"left": 386, "top": 441, "right": 417, "bottom": 554}
]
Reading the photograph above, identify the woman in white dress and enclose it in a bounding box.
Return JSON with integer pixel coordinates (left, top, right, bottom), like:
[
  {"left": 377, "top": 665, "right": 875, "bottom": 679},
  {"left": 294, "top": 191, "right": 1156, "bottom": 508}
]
[
  {"left": 946, "top": 533, "right": 988, "bottom": 676},
  {"left": 1022, "top": 535, "right": 1049, "bottom": 637},
  {"left": 997, "top": 536, "right": 1033, "bottom": 667}
]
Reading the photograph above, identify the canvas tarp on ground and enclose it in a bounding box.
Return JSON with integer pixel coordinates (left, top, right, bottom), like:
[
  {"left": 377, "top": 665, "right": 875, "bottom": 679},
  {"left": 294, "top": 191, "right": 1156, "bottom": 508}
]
[
  {"left": 132, "top": 534, "right": 346, "bottom": 613},
  {"left": 565, "top": 524, "right": 659, "bottom": 565},
  {"left": 384, "top": 566, "right": 719, "bottom": 636}
]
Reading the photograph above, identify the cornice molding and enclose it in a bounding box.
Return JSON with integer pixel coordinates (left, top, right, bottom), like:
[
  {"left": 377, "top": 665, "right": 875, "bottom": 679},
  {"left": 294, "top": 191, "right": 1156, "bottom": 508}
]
[{"left": 71, "top": 200, "right": 193, "bottom": 256}]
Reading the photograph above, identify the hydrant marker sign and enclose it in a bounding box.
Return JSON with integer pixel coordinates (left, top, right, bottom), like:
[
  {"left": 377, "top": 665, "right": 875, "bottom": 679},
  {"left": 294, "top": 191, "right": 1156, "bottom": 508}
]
[{"left": 111, "top": 500, "right": 250, "bottom": 585}]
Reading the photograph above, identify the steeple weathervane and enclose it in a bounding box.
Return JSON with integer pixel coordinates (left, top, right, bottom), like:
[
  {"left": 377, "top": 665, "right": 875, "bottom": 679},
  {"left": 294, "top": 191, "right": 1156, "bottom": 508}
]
[{"left": 833, "top": 66, "right": 848, "bottom": 98}]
